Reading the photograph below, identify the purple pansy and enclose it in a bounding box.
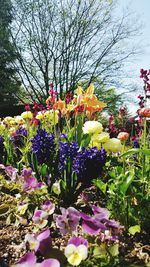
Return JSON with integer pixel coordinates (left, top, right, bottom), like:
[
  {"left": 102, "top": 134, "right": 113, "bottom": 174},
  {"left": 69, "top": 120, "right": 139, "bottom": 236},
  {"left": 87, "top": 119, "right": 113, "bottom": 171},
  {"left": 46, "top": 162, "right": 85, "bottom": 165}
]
[
  {"left": 20, "top": 168, "right": 46, "bottom": 192},
  {"left": 15, "top": 252, "right": 60, "bottom": 267},
  {"left": 41, "top": 200, "right": 55, "bottom": 215},
  {"left": 68, "top": 236, "right": 88, "bottom": 247},
  {"left": 80, "top": 212, "right": 107, "bottom": 235},
  {"left": 5, "top": 165, "right": 18, "bottom": 180},
  {"left": 36, "top": 229, "right": 52, "bottom": 256},
  {"left": 25, "top": 229, "right": 52, "bottom": 256},
  {"left": 32, "top": 210, "right": 48, "bottom": 228},
  {"left": 21, "top": 167, "right": 33, "bottom": 180},
  {"left": 53, "top": 207, "right": 80, "bottom": 234},
  {"left": 80, "top": 205, "right": 123, "bottom": 238},
  {"left": 91, "top": 205, "right": 110, "bottom": 220}
]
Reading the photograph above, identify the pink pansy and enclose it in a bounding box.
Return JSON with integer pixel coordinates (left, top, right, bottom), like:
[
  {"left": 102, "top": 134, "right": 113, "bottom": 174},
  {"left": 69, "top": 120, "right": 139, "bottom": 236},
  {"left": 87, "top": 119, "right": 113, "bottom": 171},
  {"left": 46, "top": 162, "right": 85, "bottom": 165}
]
[
  {"left": 23, "top": 177, "right": 38, "bottom": 192},
  {"left": 41, "top": 200, "right": 55, "bottom": 215},
  {"left": 80, "top": 212, "right": 107, "bottom": 235},
  {"left": 53, "top": 207, "right": 80, "bottom": 235},
  {"left": 68, "top": 236, "right": 88, "bottom": 247},
  {"left": 32, "top": 210, "right": 48, "bottom": 228},
  {"left": 15, "top": 252, "right": 60, "bottom": 267},
  {"left": 15, "top": 252, "right": 36, "bottom": 267},
  {"left": 25, "top": 229, "right": 52, "bottom": 256},
  {"left": 5, "top": 165, "right": 18, "bottom": 180},
  {"left": 36, "top": 229, "right": 52, "bottom": 255}
]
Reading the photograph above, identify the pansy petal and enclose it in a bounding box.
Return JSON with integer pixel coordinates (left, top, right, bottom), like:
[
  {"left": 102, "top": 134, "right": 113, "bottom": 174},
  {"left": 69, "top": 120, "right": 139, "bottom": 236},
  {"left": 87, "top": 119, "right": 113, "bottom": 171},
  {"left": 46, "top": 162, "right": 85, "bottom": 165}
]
[
  {"left": 17, "top": 252, "right": 36, "bottom": 266},
  {"left": 36, "top": 259, "right": 60, "bottom": 267},
  {"left": 65, "top": 244, "right": 77, "bottom": 258},
  {"left": 77, "top": 245, "right": 88, "bottom": 260},
  {"left": 68, "top": 252, "right": 82, "bottom": 266},
  {"left": 91, "top": 205, "right": 110, "bottom": 219},
  {"left": 68, "top": 237, "right": 88, "bottom": 247}
]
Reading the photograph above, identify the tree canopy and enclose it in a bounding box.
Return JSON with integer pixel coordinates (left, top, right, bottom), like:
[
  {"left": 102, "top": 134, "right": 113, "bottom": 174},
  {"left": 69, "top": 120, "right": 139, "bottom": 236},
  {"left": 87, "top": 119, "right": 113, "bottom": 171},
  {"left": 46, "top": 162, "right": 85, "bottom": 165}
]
[
  {"left": 0, "top": 0, "right": 20, "bottom": 106},
  {"left": 11, "top": 0, "right": 139, "bottom": 102}
]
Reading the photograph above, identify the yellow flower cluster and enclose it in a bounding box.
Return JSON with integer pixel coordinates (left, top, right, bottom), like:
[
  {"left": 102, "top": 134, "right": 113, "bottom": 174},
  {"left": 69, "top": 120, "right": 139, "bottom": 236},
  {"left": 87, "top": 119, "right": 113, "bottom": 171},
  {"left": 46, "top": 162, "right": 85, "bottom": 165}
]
[
  {"left": 0, "top": 115, "right": 25, "bottom": 134},
  {"left": 82, "top": 120, "right": 122, "bottom": 152},
  {"left": 21, "top": 111, "right": 33, "bottom": 120},
  {"left": 36, "top": 110, "right": 59, "bottom": 125}
]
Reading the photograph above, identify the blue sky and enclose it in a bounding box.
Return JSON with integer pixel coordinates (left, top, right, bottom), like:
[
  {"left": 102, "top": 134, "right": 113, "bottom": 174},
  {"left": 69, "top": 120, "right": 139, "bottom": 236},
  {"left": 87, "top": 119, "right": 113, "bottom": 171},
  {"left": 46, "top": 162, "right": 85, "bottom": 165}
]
[
  {"left": 119, "top": 0, "right": 150, "bottom": 73},
  {"left": 117, "top": 0, "right": 150, "bottom": 113}
]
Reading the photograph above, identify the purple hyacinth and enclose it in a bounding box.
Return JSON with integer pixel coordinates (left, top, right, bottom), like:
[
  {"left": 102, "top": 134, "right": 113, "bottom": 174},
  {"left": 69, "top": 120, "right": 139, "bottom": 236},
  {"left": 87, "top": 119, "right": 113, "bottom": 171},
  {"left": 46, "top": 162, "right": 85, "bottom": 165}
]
[
  {"left": 133, "top": 139, "right": 140, "bottom": 148},
  {"left": 11, "top": 127, "right": 27, "bottom": 148},
  {"left": 31, "top": 128, "right": 56, "bottom": 165},
  {"left": 73, "top": 147, "right": 106, "bottom": 185},
  {"left": 59, "top": 141, "right": 79, "bottom": 172}
]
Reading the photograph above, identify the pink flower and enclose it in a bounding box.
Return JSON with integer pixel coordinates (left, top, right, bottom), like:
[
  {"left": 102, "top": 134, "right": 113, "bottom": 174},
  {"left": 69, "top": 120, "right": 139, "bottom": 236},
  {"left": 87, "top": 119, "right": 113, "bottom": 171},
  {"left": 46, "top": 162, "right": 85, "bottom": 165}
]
[
  {"left": 15, "top": 252, "right": 60, "bottom": 267},
  {"left": 25, "top": 229, "right": 52, "bottom": 257},
  {"left": 41, "top": 200, "right": 55, "bottom": 215},
  {"left": 117, "top": 132, "right": 129, "bottom": 141},
  {"left": 68, "top": 236, "right": 88, "bottom": 247},
  {"left": 53, "top": 207, "right": 80, "bottom": 234},
  {"left": 32, "top": 210, "right": 48, "bottom": 228}
]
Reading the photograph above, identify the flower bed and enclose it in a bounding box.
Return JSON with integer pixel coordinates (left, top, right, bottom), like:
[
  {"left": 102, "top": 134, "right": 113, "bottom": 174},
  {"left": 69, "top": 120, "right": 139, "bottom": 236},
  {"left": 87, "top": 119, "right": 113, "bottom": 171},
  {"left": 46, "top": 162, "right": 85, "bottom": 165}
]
[{"left": 0, "top": 81, "right": 150, "bottom": 266}]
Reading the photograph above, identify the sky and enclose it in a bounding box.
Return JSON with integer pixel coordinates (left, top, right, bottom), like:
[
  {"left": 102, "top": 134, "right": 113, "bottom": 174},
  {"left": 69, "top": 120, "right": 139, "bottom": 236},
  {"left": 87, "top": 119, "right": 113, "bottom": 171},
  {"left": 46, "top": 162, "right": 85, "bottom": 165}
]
[
  {"left": 117, "top": 0, "right": 150, "bottom": 113},
  {"left": 119, "top": 0, "right": 150, "bottom": 71}
]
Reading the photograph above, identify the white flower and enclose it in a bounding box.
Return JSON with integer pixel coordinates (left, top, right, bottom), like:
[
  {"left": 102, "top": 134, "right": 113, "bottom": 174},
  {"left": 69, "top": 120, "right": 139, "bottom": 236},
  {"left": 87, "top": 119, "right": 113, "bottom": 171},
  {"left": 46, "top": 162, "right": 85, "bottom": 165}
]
[
  {"left": 91, "top": 132, "right": 110, "bottom": 143},
  {"left": 65, "top": 244, "right": 88, "bottom": 266},
  {"left": 15, "top": 116, "right": 25, "bottom": 124},
  {"left": 103, "top": 138, "right": 122, "bottom": 153},
  {"left": 51, "top": 181, "right": 61, "bottom": 195},
  {"left": 82, "top": 121, "right": 103, "bottom": 135}
]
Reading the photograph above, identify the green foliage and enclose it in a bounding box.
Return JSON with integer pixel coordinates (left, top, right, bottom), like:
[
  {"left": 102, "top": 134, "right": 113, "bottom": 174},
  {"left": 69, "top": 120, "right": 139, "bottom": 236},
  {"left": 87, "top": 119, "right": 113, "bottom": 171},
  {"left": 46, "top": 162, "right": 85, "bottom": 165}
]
[
  {"left": 0, "top": 0, "right": 20, "bottom": 105},
  {"left": 128, "top": 225, "right": 141, "bottom": 235}
]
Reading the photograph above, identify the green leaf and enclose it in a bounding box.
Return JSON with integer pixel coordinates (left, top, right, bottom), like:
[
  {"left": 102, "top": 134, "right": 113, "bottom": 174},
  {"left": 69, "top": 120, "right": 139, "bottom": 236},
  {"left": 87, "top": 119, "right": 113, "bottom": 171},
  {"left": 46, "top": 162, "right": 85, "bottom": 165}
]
[
  {"left": 142, "top": 149, "right": 150, "bottom": 156},
  {"left": 93, "top": 244, "right": 107, "bottom": 257},
  {"left": 121, "top": 148, "right": 150, "bottom": 157},
  {"left": 80, "top": 134, "right": 90, "bottom": 148},
  {"left": 0, "top": 204, "right": 10, "bottom": 216},
  {"left": 31, "top": 153, "right": 40, "bottom": 179},
  {"left": 40, "top": 164, "right": 47, "bottom": 178},
  {"left": 108, "top": 243, "right": 119, "bottom": 257},
  {"left": 121, "top": 148, "right": 140, "bottom": 157},
  {"left": 128, "top": 225, "right": 141, "bottom": 235},
  {"left": 93, "top": 179, "right": 107, "bottom": 194},
  {"left": 76, "top": 115, "right": 83, "bottom": 146},
  {"left": 119, "top": 170, "right": 135, "bottom": 195}
]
